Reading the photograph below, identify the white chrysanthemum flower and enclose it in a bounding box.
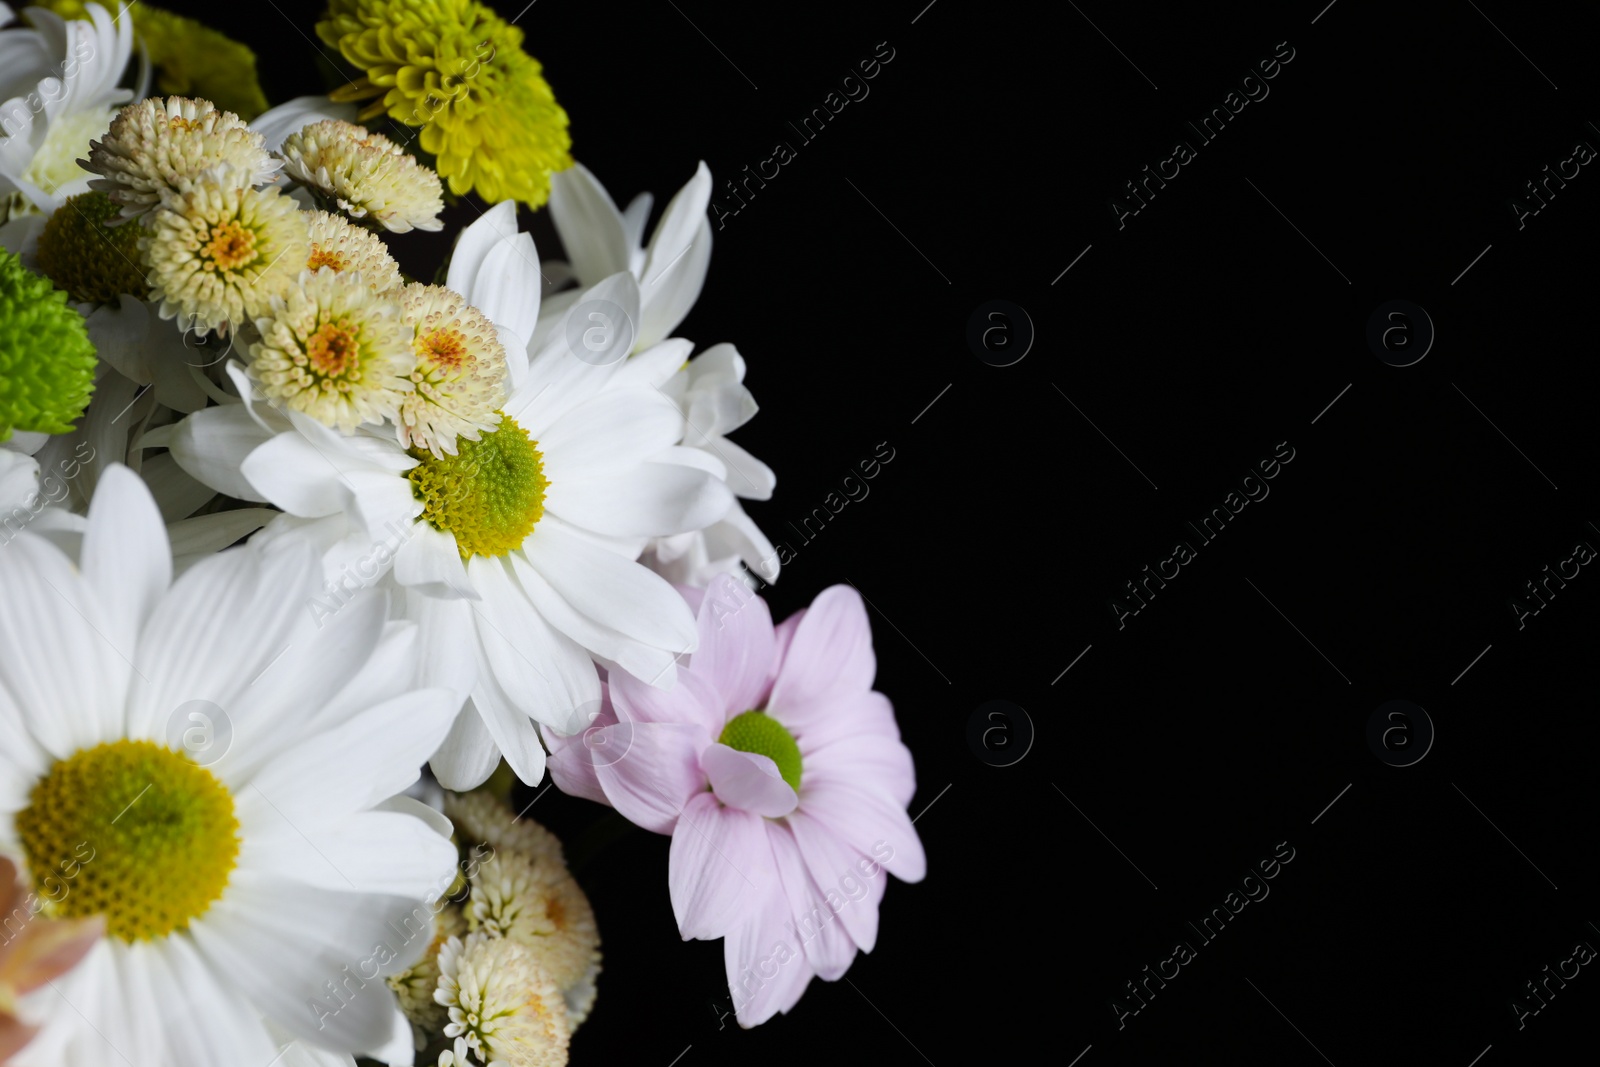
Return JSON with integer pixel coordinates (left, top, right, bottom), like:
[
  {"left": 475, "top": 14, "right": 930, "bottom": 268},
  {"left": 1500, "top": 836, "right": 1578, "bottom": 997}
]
[
  {"left": 307, "top": 209, "right": 403, "bottom": 292},
  {"left": 247, "top": 267, "right": 415, "bottom": 431},
  {"left": 140, "top": 165, "right": 309, "bottom": 336},
  {"left": 643, "top": 343, "right": 779, "bottom": 586},
  {"left": 537, "top": 161, "right": 712, "bottom": 355},
  {"left": 281, "top": 120, "right": 444, "bottom": 233},
  {"left": 442, "top": 791, "right": 564, "bottom": 870},
  {"left": 539, "top": 163, "right": 778, "bottom": 588},
  {"left": 399, "top": 283, "right": 507, "bottom": 457},
  {"left": 85, "top": 96, "right": 280, "bottom": 219},
  {"left": 434, "top": 933, "right": 569, "bottom": 1067},
  {"left": 0, "top": 2, "right": 132, "bottom": 216},
  {"left": 161, "top": 204, "right": 736, "bottom": 790},
  {"left": 389, "top": 905, "right": 467, "bottom": 1042},
  {"left": 0, "top": 465, "right": 463, "bottom": 1067},
  {"left": 467, "top": 851, "right": 556, "bottom": 943}
]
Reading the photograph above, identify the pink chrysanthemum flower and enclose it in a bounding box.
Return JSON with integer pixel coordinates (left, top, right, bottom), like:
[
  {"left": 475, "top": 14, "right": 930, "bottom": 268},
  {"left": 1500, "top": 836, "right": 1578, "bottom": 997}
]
[{"left": 543, "top": 574, "right": 925, "bottom": 1027}]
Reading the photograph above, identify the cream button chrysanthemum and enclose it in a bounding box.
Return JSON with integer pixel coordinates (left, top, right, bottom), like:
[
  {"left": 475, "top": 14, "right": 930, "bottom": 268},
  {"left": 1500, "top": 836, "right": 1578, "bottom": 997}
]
[
  {"left": 465, "top": 852, "right": 598, "bottom": 992},
  {"left": 280, "top": 119, "right": 445, "bottom": 233},
  {"left": 435, "top": 932, "right": 570, "bottom": 1067},
  {"left": 398, "top": 283, "right": 507, "bottom": 457},
  {"left": 443, "top": 791, "right": 565, "bottom": 869},
  {"left": 306, "top": 208, "right": 404, "bottom": 292},
  {"left": 140, "top": 165, "right": 309, "bottom": 336},
  {"left": 247, "top": 267, "right": 415, "bottom": 431},
  {"left": 86, "top": 95, "right": 280, "bottom": 218}
]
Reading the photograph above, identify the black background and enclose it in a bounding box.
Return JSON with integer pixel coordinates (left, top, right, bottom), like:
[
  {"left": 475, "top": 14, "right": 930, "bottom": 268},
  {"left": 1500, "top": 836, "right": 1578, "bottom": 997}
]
[{"left": 159, "top": 0, "right": 1600, "bottom": 1063}]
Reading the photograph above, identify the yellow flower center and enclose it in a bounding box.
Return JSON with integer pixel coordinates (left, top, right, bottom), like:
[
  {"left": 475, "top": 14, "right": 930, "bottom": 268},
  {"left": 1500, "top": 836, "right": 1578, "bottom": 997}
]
[
  {"left": 419, "top": 327, "right": 469, "bottom": 370},
  {"left": 408, "top": 414, "right": 548, "bottom": 559},
  {"left": 307, "top": 244, "right": 349, "bottom": 272},
  {"left": 202, "top": 220, "right": 258, "bottom": 272},
  {"left": 307, "top": 319, "right": 360, "bottom": 378},
  {"left": 15, "top": 740, "right": 239, "bottom": 942},
  {"left": 169, "top": 115, "right": 201, "bottom": 132}
]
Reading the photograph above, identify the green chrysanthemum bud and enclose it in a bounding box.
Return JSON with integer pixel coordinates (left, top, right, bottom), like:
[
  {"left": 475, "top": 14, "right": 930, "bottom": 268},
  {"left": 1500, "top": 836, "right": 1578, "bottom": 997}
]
[
  {"left": 36, "top": 192, "right": 151, "bottom": 304},
  {"left": 0, "top": 248, "right": 97, "bottom": 441}
]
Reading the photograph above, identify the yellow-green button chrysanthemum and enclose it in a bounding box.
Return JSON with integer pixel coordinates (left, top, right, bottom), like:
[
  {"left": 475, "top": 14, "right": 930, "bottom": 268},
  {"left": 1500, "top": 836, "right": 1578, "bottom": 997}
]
[
  {"left": 317, "top": 0, "right": 573, "bottom": 209},
  {"left": 0, "top": 248, "right": 97, "bottom": 442},
  {"left": 36, "top": 191, "right": 152, "bottom": 304}
]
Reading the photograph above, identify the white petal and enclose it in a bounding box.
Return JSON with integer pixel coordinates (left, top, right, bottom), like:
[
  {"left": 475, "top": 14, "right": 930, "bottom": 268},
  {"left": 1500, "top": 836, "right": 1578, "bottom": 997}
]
[
  {"left": 468, "top": 554, "right": 601, "bottom": 736},
  {"left": 548, "top": 162, "right": 631, "bottom": 286},
  {"left": 537, "top": 385, "right": 684, "bottom": 480},
  {"left": 429, "top": 700, "right": 503, "bottom": 790},
  {"left": 80, "top": 464, "right": 170, "bottom": 665},
  {"left": 247, "top": 688, "right": 458, "bottom": 822},
  {"left": 165, "top": 405, "right": 276, "bottom": 502},
  {"left": 547, "top": 460, "right": 734, "bottom": 538},
  {"left": 392, "top": 521, "right": 475, "bottom": 599},
  {"left": 513, "top": 271, "right": 642, "bottom": 430},
  {"left": 523, "top": 517, "right": 698, "bottom": 658},
  {"left": 638, "top": 164, "right": 713, "bottom": 348},
  {"left": 0, "top": 531, "right": 125, "bottom": 758},
  {"left": 251, "top": 95, "right": 358, "bottom": 151}
]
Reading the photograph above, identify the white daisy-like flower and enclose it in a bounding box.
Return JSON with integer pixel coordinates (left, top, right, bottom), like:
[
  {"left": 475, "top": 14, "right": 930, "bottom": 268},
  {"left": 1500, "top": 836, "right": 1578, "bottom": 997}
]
[
  {"left": 159, "top": 204, "right": 736, "bottom": 789},
  {"left": 0, "top": 2, "right": 132, "bottom": 216},
  {"left": 434, "top": 933, "right": 569, "bottom": 1067},
  {"left": 85, "top": 96, "right": 280, "bottom": 219},
  {"left": 0, "top": 465, "right": 464, "bottom": 1067},
  {"left": 644, "top": 343, "right": 779, "bottom": 586},
  {"left": 280, "top": 120, "right": 444, "bottom": 233},
  {"left": 247, "top": 267, "right": 415, "bottom": 432},
  {"left": 140, "top": 164, "right": 309, "bottom": 336},
  {"left": 398, "top": 283, "right": 507, "bottom": 457},
  {"left": 539, "top": 163, "right": 778, "bottom": 588},
  {"left": 535, "top": 160, "right": 712, "bottom": 355},
  {"left": 307, "top": 209, "right": 404, "bottom": 292}
]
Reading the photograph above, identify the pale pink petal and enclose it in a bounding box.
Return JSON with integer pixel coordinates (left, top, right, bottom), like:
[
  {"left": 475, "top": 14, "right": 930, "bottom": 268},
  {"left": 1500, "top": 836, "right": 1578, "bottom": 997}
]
[
  {"left": 723, "top": 869, "right": 813, "bottom": 1028},
  {"left": 767, "top": 821, "right": 860, "bottom": 979},
  {"left": 607, "top": 662, "right": 724, "bottom": 735},
  {"left": 669, "top": 791, "right": 768, "bottom": 940},
  {"left": 702, "top": 743, "right": 797, "bottom": 817},
  {"left": 785, "top": 809, "right": 879, "bottom": 951},
  {"left": 593, "top": 721, "right": 712, "bottom": 833},
  {"left": 797, "top": 779, "right": 926, "bottom": 884},
  {"left": 801, "top": 729, "right": 916, "bottom": 809},
  {"left": 541, "top": 687, "right": 620, "bottom": 806},
  {"left": 791, "top": 690, "right": 902, "bottom": 753},
  {"left": 691, "top": 573, "right": 776, "bottom": 718},
  {"left": 766, "top": 586, "right": 875, "bottom": 728}
]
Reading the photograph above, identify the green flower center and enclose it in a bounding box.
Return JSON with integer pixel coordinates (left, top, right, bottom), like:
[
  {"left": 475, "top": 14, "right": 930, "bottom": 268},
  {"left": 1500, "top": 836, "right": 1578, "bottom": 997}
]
[
  {"left": 36, "top": 191, "right": 151, "bottom": 305},
  {"left": 718, "top": 711, "right": 803, "bottom": 792},
  {"left": 15, "top": 740, "right": 240, "bottom": 942},
  {"left": 408, "top": 414, "right": 548, "bottom": 559}
]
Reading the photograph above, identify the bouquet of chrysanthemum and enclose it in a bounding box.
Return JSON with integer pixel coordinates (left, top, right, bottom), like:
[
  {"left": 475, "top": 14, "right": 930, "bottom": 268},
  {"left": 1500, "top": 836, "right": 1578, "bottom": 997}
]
[{"left": 0, "top": 3, "right": 925, "bottom": 1064}]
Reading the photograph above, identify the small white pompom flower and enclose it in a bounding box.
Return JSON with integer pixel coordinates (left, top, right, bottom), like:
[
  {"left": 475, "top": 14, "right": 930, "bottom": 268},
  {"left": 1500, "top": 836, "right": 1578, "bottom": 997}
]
[
  {"left": 398, "top": 283, "right": 508, "bottom": 457},
  {"left": 247, "top": 267, "right": 416, "bottom": 431},
  {"left": 139, "top": 164, "right": 309, "bottom": 336},
  {"left": 85, "top": 95, "right": 280, "bottom": 218},
  {"left": 434, "top": 932, "right": 570, "bottom": 1066},
  {"left": 307, "top": 208, "right": 405, "bottom": 292},
  {"left": 281, "top": 119, "right": 445, "bottom": 233}
]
